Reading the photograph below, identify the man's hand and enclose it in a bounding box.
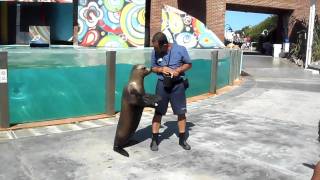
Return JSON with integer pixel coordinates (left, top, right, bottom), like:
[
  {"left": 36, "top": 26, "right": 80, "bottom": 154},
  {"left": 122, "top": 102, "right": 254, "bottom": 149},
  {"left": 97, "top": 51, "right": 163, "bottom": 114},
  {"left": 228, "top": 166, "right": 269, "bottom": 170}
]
[
  {"left": 161, "top": 67, "right": 174, "bottom": 76},
  {"left": 162, "top": 67, "right": 183, "bottom": 77},
  {"left": 171, "top": 70, "right": 180, "bottom": 77}
]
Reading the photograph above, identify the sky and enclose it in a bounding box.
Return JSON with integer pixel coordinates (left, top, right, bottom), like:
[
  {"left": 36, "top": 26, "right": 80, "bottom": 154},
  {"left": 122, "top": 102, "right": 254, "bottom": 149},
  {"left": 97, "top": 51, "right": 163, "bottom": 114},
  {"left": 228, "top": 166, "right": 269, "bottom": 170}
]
[{"left": 225, "top": 11, "right": 272, "bottom": 31}]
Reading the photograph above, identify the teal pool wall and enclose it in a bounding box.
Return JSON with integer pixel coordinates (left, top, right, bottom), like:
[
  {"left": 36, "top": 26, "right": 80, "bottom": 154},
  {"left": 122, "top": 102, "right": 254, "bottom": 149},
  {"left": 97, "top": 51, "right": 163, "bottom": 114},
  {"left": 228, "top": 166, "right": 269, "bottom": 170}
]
[
  {"left": 217, "top": 58, "right": 230, "bottom": 89},
  {"left": 5, "top": 47, "right": 107, "bottom": 124},
  {"left": 9, "top": 66, "right": 106, "bottom": 124},
  {"left": 2, "top": 47, "right": 241, "bottom": 124}
]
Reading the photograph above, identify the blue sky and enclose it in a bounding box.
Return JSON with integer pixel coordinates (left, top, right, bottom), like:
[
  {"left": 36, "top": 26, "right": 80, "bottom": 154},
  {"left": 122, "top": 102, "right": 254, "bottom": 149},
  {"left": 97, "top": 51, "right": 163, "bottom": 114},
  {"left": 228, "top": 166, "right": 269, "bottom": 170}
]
[{"left": 225, "top": 11, "right": 272, "bottom": 31}]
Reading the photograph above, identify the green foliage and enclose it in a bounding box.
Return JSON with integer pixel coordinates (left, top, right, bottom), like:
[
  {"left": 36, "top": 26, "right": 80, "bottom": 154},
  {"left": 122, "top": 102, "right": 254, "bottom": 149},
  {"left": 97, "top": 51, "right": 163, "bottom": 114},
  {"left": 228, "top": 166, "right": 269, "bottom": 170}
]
[
  {"left": 242, "top": 15, "right": 278, "bottom": 42},
  {"left": 288, "top": 16, "right": 307, "bottom": 65},
  {"left": 288, "top": 15, "right": 319, "bottom": 64},
  {"left": 312, "top": 16, "right": 320, "bottom": 62}
]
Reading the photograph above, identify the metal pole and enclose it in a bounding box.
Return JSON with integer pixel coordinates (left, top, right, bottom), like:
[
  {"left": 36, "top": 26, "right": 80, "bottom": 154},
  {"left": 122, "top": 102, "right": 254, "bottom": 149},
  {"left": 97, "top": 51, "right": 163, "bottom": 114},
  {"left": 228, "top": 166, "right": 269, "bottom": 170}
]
[
  {"left": 73, "top": 0, "right": 79, "bottom": 46},
  {"left": 233, "top": 50, "right": 237, "bottom": 81},
  {"left": 229, "top": 50, "right": 235, "bottom": 85},
  {"left": 106, "top": 51, "right": 116, "bottom": 115},
  {"left": 240, "top": 50, "right": 243, "bottom": 76},
  {"left": 234, "top": 50, "right": 238, "bottom": 80},
  {"left": 305, "top": 0, "right": 317, "bottom": 69},
  {"left": 236, "top": 50, "right": 242, "bottom": 79},
  {"left": 210, "top": 51, "right": 218, "bottom": 94},
  {"left": 0, "top": 51, "right": 9, "bottom": 128}
]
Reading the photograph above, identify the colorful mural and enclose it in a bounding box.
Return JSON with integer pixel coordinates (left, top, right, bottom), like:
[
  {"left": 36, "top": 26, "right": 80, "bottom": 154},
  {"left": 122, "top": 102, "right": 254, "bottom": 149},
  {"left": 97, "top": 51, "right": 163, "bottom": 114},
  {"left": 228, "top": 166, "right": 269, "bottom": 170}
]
[
  {"left": 15, "top": 26, "right": 50, "bottom": 45},
  {"left": 29, "top": 26, "right": 50, "bottom": 44},
  {"left": 78, "top": 0, "right": 145, "bottom": 47},
  {"left": 161, "top": 5, "right": 225, "bottom": 49}
]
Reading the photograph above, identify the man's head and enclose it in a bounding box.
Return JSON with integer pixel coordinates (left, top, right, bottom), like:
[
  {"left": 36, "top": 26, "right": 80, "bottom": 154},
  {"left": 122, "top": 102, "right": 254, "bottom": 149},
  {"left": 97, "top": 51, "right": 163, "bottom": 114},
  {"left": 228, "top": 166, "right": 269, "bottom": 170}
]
[{"left": 152, "top": 32, "right": 169, "bottom": 57}]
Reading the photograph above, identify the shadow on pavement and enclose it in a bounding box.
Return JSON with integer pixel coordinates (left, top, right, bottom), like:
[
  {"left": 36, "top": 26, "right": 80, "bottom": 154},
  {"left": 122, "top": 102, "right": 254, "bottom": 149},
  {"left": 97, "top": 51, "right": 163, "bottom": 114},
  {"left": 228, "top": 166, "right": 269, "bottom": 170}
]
[
  {"left": 130, "top": 121, "right": 195, "bottom": 146},
  {"left": 159, "top": 121, "right": 195, "bottom": 144}
]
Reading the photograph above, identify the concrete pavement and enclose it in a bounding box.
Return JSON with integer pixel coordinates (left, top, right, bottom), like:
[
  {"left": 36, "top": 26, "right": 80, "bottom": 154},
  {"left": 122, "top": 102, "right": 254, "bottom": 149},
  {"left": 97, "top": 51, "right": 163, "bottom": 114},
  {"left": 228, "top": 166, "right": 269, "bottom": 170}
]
[{"left": 0, "top": 55, "right": 319, "bottom": 180}]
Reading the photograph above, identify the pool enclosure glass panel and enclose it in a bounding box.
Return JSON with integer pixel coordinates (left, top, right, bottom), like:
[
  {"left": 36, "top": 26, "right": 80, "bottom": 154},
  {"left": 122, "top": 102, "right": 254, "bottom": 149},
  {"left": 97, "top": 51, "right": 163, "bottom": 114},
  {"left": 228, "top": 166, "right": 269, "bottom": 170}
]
[
  {"left": 187, "top": 49, "right": 213, "bottom": 97},
  {"left": 217, "top": 49, "right": 231, "bottom": 89},
  {"left": 1, "top": 46, "right": 241, "bottom": 124},
  {"left": 5, "top": 46, "right": 107, "bottom": 124}
]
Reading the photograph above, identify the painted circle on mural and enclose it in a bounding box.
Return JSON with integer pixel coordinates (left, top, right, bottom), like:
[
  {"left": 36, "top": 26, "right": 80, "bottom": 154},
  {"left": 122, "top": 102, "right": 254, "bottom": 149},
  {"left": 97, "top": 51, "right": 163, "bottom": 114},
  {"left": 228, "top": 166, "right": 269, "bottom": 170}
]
[
  {"left": 198, "top": 32, "right": 215, "bottom": 48},
  {"left": 183, "top": 16, "right": 192, "bottom": 25},
  {"left": 137, "top": 8, "right": 145, "bottom": 27},
  {"left": 108, "top": 11, "right": 120, "bottom": 24},
  {"left": 97, "top": 34, "right": 129, "bottom": 48},
  {"left": 79, "top": 1, "right": 103, "bottom": 28},
  {"left": 80, "top": 29, "right": 100, "bottom": 46},
  {"left": 175, "top": 32, "right": 198, "bottom": 48},
  {"left": 103, "top": 0, "right": 125, "bottom": 12},
  {"left": 78, "top": 18, "right": 88, "bottom": 41},
  {"left": 99, "top": 6, "right": 121, "bottom": 33},
  {"left": 120, "top": 3, "right": 145, "bottom": 46},
  {"left": 168, "top": 12, "right": 184, "bottom": 34}
]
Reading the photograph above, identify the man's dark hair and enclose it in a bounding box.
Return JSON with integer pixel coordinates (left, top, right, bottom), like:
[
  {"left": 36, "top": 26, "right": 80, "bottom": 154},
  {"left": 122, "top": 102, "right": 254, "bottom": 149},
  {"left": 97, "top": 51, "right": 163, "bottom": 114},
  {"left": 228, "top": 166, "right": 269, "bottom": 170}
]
[{"left": 152, "top": 32, "right": 168, "bottom": 47}]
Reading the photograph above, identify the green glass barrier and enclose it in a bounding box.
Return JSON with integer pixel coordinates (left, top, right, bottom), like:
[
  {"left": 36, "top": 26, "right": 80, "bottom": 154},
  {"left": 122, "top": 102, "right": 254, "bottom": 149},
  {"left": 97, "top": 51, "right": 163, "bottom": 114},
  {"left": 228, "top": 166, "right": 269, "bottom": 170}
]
[
  {"left": 217, "top": 58, "right": 230, "bottom": 89},
  {"left": 185, "top": 49, "right": 212, "bottom": 97},
  {"left": 2, "top": 45, "right": 241, "bottom": 124},
  {"left": 6, "top": 47, "right": 107, "bottom": 124}
]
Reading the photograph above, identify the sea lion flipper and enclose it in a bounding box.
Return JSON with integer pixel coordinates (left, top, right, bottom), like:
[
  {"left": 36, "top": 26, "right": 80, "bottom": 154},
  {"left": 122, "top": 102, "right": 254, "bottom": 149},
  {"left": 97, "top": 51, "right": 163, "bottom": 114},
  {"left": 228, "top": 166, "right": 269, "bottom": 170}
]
[
  {"left": 113, "top": 146, "right": 129, "bottom": 157},
  {"left": 143, "top": 94, "right": 162, "bottom": 108}
]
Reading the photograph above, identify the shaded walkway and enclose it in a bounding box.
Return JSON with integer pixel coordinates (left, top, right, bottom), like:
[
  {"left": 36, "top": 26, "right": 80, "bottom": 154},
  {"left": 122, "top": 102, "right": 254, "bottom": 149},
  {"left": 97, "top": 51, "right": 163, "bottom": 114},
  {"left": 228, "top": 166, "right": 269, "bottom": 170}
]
[{"left": 0, "top": 56, "right": 319, "bottom": 180}]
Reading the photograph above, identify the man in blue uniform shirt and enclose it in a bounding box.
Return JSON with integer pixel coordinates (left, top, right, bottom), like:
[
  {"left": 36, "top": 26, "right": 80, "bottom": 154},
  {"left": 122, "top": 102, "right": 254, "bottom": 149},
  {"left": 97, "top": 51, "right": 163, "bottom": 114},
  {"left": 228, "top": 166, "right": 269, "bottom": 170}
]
[{"left": 150, "top": 32, "right": 192, "bottom": 151}]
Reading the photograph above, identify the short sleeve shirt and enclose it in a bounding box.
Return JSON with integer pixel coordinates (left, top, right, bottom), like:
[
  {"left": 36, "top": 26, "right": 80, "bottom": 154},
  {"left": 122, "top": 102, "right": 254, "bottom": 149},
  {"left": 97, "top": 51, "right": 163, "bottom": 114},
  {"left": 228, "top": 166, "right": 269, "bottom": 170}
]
[{"left": 151, "top": 43, "right": 192, "bottom": 80}]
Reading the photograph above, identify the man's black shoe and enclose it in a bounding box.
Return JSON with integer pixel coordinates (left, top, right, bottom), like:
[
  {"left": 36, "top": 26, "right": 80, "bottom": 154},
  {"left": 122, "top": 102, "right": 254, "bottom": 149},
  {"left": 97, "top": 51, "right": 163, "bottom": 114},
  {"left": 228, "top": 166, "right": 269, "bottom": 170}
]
[
  {"left": 179, "top": 140, "right": 191, "bottom": 150},
  {"left": 150, "top": 140, "right": 158, "bottom": 151},
  {"left": 150, "top": 133, "right": 159, "bottom": 151},
  {"left": 179, "top": 132, "right": 191, "bottom": 150}
]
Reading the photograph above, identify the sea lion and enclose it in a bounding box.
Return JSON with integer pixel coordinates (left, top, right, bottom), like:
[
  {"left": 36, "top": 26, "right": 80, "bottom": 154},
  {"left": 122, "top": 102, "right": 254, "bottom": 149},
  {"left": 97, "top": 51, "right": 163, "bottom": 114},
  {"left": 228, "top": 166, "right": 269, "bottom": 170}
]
[{"left": 113, "top": 64, "right": 161, "bottom": 156}]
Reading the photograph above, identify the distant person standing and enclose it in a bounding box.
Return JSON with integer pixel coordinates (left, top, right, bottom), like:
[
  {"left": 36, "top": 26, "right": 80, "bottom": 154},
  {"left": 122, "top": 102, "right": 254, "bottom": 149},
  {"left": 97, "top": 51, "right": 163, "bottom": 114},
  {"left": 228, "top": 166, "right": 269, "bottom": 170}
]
[{"left": 149, "top": 32, "right": 192, "bottom": 151}]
